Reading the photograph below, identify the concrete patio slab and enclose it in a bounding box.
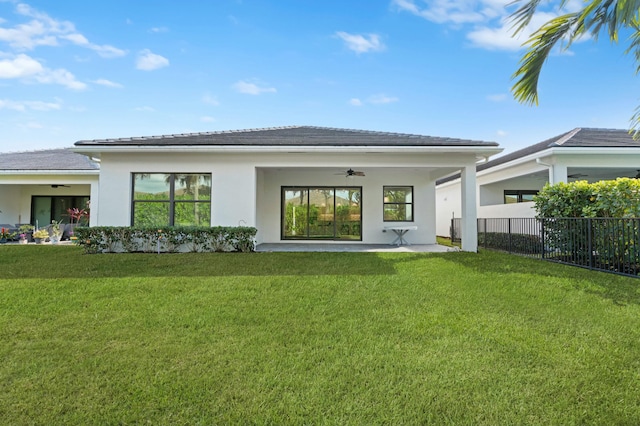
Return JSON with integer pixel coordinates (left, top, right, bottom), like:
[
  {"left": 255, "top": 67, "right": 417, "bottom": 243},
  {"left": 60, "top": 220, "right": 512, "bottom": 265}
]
[{"left": 255, "top": 243, "right": 455, "bottom": 253}]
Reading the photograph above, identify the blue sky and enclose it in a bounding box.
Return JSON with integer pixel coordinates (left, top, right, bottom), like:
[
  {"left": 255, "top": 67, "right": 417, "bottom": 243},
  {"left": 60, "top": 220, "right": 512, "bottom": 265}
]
[{"left": 0, "top": 0, "right": 638, "bottom": 155}]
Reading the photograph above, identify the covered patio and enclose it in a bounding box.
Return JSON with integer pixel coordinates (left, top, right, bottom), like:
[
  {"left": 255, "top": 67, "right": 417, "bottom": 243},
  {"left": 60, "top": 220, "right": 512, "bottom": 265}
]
[{"left": 256, "top": 242, "right": 455, "bottom": 252}]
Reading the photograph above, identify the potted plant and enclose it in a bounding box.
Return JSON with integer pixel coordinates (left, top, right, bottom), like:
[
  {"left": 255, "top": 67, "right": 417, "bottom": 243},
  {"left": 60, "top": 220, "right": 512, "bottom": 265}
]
[
  {"left": 32, "top": 228, "right": 49, "bottom": 244},
  {"left": 18, "top": 224, "right": 34, "bottom": 243},
  {"left": 0, "top": 227, "right": 14, "bottom": 243},
  {"left": 50, "top": 220, "right": 62, "bottom": 244},
  {"left": 66, "top": 207, "right": 88, "bottom": 240}
]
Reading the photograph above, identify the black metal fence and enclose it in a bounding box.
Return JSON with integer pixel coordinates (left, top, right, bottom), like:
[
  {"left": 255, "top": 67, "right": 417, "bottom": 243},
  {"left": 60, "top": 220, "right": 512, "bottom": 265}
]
[{"left": 451, "top": 217, "right": 640, "bottom": 278}]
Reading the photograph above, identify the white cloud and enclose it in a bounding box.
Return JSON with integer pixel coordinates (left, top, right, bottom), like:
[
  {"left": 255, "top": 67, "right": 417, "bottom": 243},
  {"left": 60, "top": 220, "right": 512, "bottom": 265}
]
[
  {"left": 93, "top": 78, "right": 123, "bottom": 88},
  {"left": 149, "top": 27, "right": 168, "bottom": 33},
  {"left": 232, "top": 80, "right": 276, "bottom": 95},
  {"left": 0, "top": 98, "right": 61, "bottom": 111},
  {"left": 202, "top": 93, "right": 220, "bottom": 106},
  {"left": 392, "top": 0, "right": 581, "bottom": 52},
  {"left": 497, "top": 129, "right": 508, "bottom": 137},
  {"left": 349, "top": 94, "right": 399, "bottom": 106},
  {"left": 136, "top": 49, "right": 169, "bottom": 71},
  {"left": 335, "top": 31, "right": 385, "bottom": 54},
  {"left": 0, "top": 53, "right": 42, "bottom": 78},
  {"left": 0, "top": 3, "right": 125, "bottom": 57},
  {"left": 368, "top": 94, "right": 399, "bottom": 104},
  {"left": 391, "top": 0, "right": 507, "bottom": 24},
  {"left": 33, "top": 67, "right": 86, "bottom": 90},
  {"left": 200, "top": 116, "right": 216, "bottom": 123},
  {"left": 0, "top": 53, "right": 86, "bottom": 89}
]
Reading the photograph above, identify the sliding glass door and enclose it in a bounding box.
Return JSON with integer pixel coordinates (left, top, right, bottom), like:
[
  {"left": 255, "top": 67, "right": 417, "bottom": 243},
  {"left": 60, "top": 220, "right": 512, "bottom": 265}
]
[
  {"left": 31, "top": 196, "right": 90, "bottom": 227},
  {"left": 282, "top": 187, "right": 361, "bottom": 240}
]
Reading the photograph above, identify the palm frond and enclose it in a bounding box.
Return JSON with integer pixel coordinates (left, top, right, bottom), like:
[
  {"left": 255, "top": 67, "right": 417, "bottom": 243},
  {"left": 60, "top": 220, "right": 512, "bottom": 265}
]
[
  {"left": 512, "top": 13, "right": 579, "bottom": 105},
  {"left": 509, "top": 0, "right": 544, "bottom": 35}
]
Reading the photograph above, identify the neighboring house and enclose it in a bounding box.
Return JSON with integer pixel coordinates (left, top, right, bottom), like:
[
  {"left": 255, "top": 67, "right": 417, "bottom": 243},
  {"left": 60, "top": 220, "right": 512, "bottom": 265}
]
[
  {"left": 435, "top": 128, "right": 640, "bottom": 237},
  {"left": 72, "top": 126, "right": 501, "bottom": 251},
  {"left": 0, "top": 149, "right": 99, "bottom": 229}
]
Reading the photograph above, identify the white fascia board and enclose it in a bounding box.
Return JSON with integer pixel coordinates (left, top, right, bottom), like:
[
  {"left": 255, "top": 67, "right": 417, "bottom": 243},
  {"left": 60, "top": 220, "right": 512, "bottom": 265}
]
[
  {"left": 73, "top": 145, "right": 503, "bottom": 158},
  {"left": 538, "top": 147, "right": 640, "bottom": 161},
  {"left": 0, "top": 170, "right": 100, "bottom": 176}
]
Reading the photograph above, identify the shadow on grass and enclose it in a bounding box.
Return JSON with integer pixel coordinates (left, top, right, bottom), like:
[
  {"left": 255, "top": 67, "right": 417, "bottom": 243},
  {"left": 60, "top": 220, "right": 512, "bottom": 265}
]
[
  {"left": 0, "top": 246, "right": 399, "bottom": 278},
  {"left": 3, "top": 246, "right": 639, "bottom": 306}
]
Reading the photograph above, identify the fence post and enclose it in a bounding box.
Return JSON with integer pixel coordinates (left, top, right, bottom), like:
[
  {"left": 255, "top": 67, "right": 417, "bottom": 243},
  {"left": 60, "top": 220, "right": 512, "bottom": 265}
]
[
  {"left": 540, "top": 218, "right": 545, "bottom": 260},
  {"left": 508, "top": 218, "right": 512, "bottom": 254},
  {"left": 484, "top": 218, "right": 487, "bottom": 249},
  {"left": 587, "top": 218, "right": 593, "bottom": 270}
]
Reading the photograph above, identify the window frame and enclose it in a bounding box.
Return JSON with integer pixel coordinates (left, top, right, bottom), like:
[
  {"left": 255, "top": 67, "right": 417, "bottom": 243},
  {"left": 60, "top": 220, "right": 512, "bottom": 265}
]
[
  {"left": 383, "top": 185, "right": 414, "bottom": 222},
  {"left": 281, "top": 186, "right": 363, "bottom": 241},
  {"left": 131, "top": 173, "right": 212, "bottom": 226},
  {"left": 503, "top": 190, "right": 538, "bottom": 204}
]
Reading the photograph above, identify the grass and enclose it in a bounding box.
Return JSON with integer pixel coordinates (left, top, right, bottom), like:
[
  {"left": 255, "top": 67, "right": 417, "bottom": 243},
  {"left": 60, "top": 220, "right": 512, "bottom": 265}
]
[{"left": 1, "top": 245, "right": 640, "bottom": 424}]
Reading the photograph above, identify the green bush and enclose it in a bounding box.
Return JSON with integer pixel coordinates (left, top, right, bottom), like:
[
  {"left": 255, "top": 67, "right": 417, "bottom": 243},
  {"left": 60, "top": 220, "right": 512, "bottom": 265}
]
[
  {"left": 72, "top": 226, "right": 257, "bottom": 254},
  {"left": 478, "top": 232, "right": 542, "bottom": 254},
  {"left": 535, "top": 179, "right": 640, "bottom": 273},
  {"left": 534, "top": 178, "right": 640, "bottom": 218}
]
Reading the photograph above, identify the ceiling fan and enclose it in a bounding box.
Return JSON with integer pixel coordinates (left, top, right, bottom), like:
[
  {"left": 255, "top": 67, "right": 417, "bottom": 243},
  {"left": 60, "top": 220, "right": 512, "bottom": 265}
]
[
  {"left": 39, "top": 184, "right": 70, "bottom": 188},
  {"left": 568, "top": 173, "right": 588, "bottom": 179},
  {"left": 335, "top": 168, "right": 365, "bottom": 177}
]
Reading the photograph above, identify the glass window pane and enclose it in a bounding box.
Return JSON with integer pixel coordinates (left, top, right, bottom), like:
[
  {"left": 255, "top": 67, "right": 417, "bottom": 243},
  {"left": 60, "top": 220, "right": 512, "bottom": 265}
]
[
  {"left": 134, "top": 174, "right": 170, "bottom": 200},
  {"left": 133, "top": 202, "right": 170, "bottom": 226},
  {"left": 384, "top": 187, "right": 412, "bottom": 203},
  {"left": 504, "top": 194, "right": 518, "bottom": 204},
  {"left": 174, "top": 174, "right": 212, "bottom": 201},
  {"left": 335, "top": 188, "right": 361, "bottom": 240},
  {"left": 174, "top": 202, "right": 211, "bottom": 226},
  {"left": 309, "top": 189, "right": 334, "bottom": 238},
  {"left": 521, "top": 193, "right": 536, "bottom": 202},
  {"left": 384, "top": 204, "right": 410, "bottom": 221},
  {"left": 283, "top": 189, "right": 308, "bottom": 238}
]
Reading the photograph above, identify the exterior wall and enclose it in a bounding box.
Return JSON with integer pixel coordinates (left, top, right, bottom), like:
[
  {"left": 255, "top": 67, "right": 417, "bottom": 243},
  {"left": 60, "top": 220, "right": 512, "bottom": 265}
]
[
  {"left": 95, "top": 150, "right": 479, "bottom": 246},
  {"left": 436, "top": 160, "right": 545, "bottom": 237},
  {"left": 97, "top": 152, "right": 255, "bottom": 227},
  {"left": 259, "top": 167, "right": 435, "bottom": 245},
  {"left": 0, "top": 174, "right": 96, "bottom": 226}
]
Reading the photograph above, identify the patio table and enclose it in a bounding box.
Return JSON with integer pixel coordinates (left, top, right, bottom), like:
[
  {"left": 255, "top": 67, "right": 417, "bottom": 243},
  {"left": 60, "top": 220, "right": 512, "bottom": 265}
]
[{"left": 384, "top": 225, "right": 418, "bottom": 246}]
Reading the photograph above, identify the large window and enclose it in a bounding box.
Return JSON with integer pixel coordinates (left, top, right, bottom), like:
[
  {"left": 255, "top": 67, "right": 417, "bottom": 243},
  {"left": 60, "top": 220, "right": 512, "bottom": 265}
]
[
  {"left": 282, "top": 187, "right": 361, "bottom": 240},
  {"left": 132, "top": 173, "right": 211, "bottom": 226},
  {"left": 504, "top": 190, "right": 538, "bottom": 204},
  {"left": 383, "top": 186, "right": 413, "bottom": 222}
]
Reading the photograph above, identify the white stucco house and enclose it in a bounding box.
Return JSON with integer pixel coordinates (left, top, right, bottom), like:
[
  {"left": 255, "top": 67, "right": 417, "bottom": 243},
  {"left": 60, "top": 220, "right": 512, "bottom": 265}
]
[
  {"left": 436, "top": 128, "right": 640, "bottom": 237},
  {"left": 69, "top": 126, "right": 502, "bottom": 252},
  {"left": 0, "top": 149, "right": 99, "bottom": 231}
]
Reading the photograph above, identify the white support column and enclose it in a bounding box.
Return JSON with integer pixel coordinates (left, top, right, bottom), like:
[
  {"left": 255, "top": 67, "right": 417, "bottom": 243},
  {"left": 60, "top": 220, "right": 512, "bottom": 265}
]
[
  {"left": 460, "top": 164, "right": 478, "bottom": 252},
  {"left": 424, "top": 179, "right": 437, "bottom": 244},
  {"left": 550, "top": 164, "right": 568, "bottom": 184},
  {"left": 89, "top": 180, "right": 99, "bottom": 227}
]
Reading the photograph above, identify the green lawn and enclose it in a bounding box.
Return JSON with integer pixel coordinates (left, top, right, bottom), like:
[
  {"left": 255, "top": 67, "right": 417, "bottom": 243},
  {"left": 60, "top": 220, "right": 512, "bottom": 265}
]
[{"left": 1, "top": 245, "right": 640, "bottom": 425}]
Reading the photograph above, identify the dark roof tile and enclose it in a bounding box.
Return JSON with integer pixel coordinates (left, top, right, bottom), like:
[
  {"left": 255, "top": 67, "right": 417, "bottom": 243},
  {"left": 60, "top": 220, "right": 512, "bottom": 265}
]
[
  {"left": 74, "top": 125, "right": 498, "bottom": 147},
  {"left": 0, "top": 148, "right": 99, "bottom": 171}
]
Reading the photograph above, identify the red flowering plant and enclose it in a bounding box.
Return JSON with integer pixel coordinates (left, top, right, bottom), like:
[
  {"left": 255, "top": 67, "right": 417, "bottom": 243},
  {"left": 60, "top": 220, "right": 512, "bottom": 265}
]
[
  {"left": 0, "top": 227, "right": 15, "bottom": 240},
  {"left": 66, "top": 207, "right": 89, "bottom": 238}
]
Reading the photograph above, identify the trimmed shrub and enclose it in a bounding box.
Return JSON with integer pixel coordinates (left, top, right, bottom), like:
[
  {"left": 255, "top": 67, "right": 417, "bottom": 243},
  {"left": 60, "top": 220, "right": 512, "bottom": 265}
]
[{"left": 72, "top": 226, "right": 257, "bottom": 254}]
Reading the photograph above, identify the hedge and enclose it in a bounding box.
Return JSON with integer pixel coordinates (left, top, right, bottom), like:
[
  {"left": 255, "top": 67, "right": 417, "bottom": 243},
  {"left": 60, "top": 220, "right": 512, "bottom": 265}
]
[{"left": 72, "top": 226, "right": 257, "bottom": 254}]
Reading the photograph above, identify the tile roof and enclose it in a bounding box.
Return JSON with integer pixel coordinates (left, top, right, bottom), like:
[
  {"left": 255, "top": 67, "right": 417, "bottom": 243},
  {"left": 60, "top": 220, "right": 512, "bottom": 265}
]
[
  {"left": 477, "top": 128, "right": 637, "bottom": 172},
  {"left": 437, "top": 128, "right": 639, "bottom": 185},
  {"left": 0, "top": 148, "right": 99, "bottom": 171},
  {"left": 74, "top": 125, "right": 498, "bottom": 147}
]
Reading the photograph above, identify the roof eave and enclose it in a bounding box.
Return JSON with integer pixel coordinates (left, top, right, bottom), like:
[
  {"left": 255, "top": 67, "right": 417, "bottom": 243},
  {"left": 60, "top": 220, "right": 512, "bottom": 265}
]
[{"left": 72, "top": 145, "right": 502, "bottom": 158}]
